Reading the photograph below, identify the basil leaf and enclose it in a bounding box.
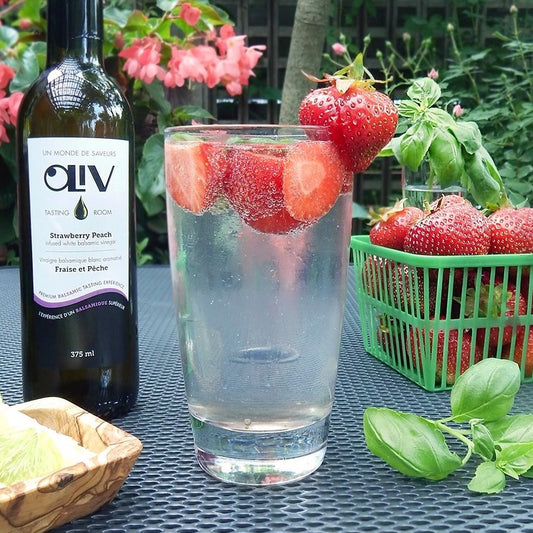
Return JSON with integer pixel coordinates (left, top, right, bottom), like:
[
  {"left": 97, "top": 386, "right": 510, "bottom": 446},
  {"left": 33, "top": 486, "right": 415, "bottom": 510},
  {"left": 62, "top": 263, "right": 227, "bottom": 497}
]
[
  {"left": 406, "top": 77, "right": 441, "bottom": 107},
  {"left": 486, "top": 414, "right": 533, "bottom": 444},
  {"left": 397, "top": 100, "right": 421, "bottom": 119},
  {"left": 450, "top": 359, "right": 521, "bottom": 423},
  {"left": 496, "top": 442, "right": 533, "bottom": 476},
  {"left": 450, "top": 120, "right": 482, "bottom": 154},
  {"left": 472, "top": 423, "right": 495, "bottom": 461},
  {"left": 464, "top": 148, "right": 507, "bottom": 209},
  {"left": 425, "top": 107, "right": 456, "bottom": 129},
  {"left": 363, "top": 407, "right": 462, "bottom": 481},
  {"left": 468, "top": 461, "right": 506, "bottom": 494},
  {"left": 395, "top": 121, "right": 435, "bottom": 171},
  {"left": 522, "top": 467, "right": 533, "bottom": 479},
  {"left": 428, "top": 129, "right": 464, "bottom": 187}
]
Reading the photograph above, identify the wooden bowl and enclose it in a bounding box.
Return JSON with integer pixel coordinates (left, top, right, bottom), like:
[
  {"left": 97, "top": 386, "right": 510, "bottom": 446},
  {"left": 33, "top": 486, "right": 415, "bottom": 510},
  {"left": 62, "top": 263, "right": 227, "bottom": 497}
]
[{"left": 0, "top": 397, "right": 142, "bottom": 533}]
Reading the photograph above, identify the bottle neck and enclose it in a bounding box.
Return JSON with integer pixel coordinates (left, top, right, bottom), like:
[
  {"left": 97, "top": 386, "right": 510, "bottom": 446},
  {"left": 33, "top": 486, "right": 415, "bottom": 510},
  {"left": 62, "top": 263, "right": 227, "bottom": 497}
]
[{"left": 46, "top": 0, "right": 104, "bottom": 67}]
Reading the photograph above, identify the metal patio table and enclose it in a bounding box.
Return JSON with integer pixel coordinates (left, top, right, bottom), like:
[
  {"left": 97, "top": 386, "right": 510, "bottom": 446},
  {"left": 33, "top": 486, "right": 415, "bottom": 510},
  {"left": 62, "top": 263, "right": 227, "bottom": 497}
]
[{"left": 0, "top": 265, "right": 532, "bottom": 533}]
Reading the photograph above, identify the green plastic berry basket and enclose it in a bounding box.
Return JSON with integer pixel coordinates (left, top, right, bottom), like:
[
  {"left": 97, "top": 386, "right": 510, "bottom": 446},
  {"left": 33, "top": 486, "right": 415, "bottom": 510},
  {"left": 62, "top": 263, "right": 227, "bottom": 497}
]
[{"left": 351, "top": 235, "right": 533, "bottom": 391}]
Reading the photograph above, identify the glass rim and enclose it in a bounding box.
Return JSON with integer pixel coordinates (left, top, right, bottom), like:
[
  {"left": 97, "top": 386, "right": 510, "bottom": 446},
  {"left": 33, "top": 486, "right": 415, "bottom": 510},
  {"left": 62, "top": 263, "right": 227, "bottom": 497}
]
[{"left": 164, "top": 123, "right": 329, "bottom": 137}]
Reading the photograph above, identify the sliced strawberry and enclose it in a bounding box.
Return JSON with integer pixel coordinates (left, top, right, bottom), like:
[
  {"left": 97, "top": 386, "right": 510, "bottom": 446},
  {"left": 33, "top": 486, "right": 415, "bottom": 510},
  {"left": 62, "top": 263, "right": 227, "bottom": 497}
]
[
  {"left": 223, "top": 146, "right": 306, "bottom": 234},
  {"left": 165, "top": 141, "right": 223, "bottom": 213},
  {"left": 246, "top": 209, "right": 307, "bottom": 234},
  {"left": 282, "top": 141, "right": 343, "bottom": 222},
  {"left": 224, "top": 148, "right": 284, "bottom": 219}
]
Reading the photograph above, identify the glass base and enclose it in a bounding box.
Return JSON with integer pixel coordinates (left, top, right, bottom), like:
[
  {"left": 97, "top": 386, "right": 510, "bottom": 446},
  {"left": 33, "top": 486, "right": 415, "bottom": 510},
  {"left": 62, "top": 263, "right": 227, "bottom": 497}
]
[{"left": 191, "top": 415, "right": 330, "bottom": 485}]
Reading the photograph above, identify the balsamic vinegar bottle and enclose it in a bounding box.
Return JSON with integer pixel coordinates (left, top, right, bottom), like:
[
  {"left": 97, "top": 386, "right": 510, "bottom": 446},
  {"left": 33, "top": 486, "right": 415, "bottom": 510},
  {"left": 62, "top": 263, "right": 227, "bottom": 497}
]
[{"left": 16, "top": 0, "right": 138, "bottom": 419}]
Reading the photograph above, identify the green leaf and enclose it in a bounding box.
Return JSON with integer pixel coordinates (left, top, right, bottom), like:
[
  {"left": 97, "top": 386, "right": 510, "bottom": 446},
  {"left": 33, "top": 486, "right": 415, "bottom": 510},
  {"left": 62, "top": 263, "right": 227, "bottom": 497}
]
[
  {"left": 172, "top": 105, "right": 215, "bottom": 124},
  {"left": 19, "top": 0, "right": 43, "bottom": 22},
  {"left": 157, "top": 0, "right": 179, "bottom": 11},
  {"left": 397, "top": 100, "right": 421, "bottom": 119},
  {"left": 425, "top": 108, "right": 456, "bottom": 129},
  {"left": 463, "top": 148, "right": 507, "bottom": 208},
  {"left": 450, "top": 121, "right": 482, "bottom": 154},
  {"left": 486, "top": 414, "right": 533, "bottom": 444},
  {"left": 428, "top": 129, "right": 464, "bottom": 187},
  {"left": 468, "top": 461, "right": 506, "bottom": 494},
  {"left": 0, "top": 26, "right": 19, "bottom": 49},
  {"left": 395, "top": 121, "right": 435, "bottom": 171},
  {"left": 10, "top": 47, "right": 40, "bottom": 92},
  {"left": 143, "top": 80, "right": 172, "bottom": 115},
  {"left": 406, "top": 77, "right": 441, "bottom": 108},
  {"left": 136, "top": 133, "right": 165, "bottom": 216},
  {"left": 450, "top": 359, "right": 521, "bottom": 423},
  {"left": 472, "top": 423, "right": 495, "bottom": 461},
  {"left": 104, "top": 6, "right": 133, "bottom": 27},
  {"left": 378, "top": 137, "right": 399, "bottom": 158},
  {"left": 364, "top": 407, "right": 462, "bottom": 481},
  {"left": 496, "top": 442, "right": 533, "bottom": 477}
]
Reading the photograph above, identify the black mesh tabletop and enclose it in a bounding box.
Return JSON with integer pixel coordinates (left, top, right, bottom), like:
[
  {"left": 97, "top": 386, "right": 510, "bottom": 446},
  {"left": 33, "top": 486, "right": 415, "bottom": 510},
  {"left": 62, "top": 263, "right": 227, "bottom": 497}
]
[{"left": 1, "top": 265, "right": 533, "bottom": 533}]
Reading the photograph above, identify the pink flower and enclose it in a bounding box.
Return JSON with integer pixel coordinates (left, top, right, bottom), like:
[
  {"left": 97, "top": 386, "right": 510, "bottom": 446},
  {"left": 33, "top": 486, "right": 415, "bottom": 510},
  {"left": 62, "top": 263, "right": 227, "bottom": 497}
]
[
  {"left": 215, "top": 25, "right": 236, "bottom": 56},
  {"left": 427, "top": 68, "right": 439, "bottom": 80},
  {"left": 0, "top": 64, "right": 15, "bottom": 91},
  {"left": 164, "top": 46, "right": 218, "bottom": 88},
  {"left": 130, "top": 23, "right": 265, "bottom": 98},
  {"left": 0, "top": 92, "right": 24, "bottom": 144},
  {"left": 179, "top": 3, "right": 202, "bottom": 27},
  {"left": 331, "top": 42, "right": 346, "bottom": 56},
  {"left": 5, "top": 92, "right": 23, "bottom": 124},
  {"left": 119, "top": 37, "right": 166, "bottom": 84},
  {"left": 452, "top": 104, "right": 464, "bottom": 117},
  {"left": 215, "top": 36, "right": 265, "bottom": 95}
]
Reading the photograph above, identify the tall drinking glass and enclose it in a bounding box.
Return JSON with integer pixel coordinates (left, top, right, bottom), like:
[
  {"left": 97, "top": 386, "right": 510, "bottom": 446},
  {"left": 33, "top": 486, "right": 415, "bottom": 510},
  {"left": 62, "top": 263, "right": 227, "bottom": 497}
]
[{"left": 164, "top": 125, "right": 352, "bottom": 485}]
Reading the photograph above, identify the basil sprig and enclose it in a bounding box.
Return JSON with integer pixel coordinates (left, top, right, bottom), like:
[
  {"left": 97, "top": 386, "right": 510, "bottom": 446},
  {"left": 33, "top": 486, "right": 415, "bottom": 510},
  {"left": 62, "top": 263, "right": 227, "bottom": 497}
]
[
  {"left": 381, "top": 78, "right": 510, "bottom": 210},
  {"left": 363, "top": 359, "right": 533, "bottom": 494}
]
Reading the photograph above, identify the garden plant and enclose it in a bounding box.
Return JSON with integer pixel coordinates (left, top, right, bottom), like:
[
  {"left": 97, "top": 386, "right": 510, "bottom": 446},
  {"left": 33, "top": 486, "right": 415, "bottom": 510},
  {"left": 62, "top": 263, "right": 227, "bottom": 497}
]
[{"left": 0, "top": 0, "right": 264, "bottom": 264}]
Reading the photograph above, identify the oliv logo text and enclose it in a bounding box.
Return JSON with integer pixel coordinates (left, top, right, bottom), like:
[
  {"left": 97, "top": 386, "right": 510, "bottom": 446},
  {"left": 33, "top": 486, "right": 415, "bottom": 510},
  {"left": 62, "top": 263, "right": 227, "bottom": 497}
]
[{"left": 44, "top": 164, "right": 114, "bottom": 192}]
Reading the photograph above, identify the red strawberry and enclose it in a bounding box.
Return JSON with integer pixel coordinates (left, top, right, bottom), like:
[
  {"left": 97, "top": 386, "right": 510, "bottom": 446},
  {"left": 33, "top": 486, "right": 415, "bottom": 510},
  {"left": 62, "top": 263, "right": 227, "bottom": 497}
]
[
  {"left": 407, "top": 324, "right": 483, "bottom": 385},
  {"left": 428, "top": 194, "right": 469, "bottom": 211},
  {"left": 435, "top": 328, "right": 483, "bottom": 386},
  {"left": 488, "top": 207, "right": 533, "bottom": 254},
  {"left": 298, "top": 54, "right": 398, "bottom": 174},
  {"left": 404, "top": 197, "right": 490, "bottom": 255},
  {"left": 369, "top": 199, "right": 424, "bottom": 250},
  {"left": 282, "top": 140, "right": 344, "bottom": 222},
  {"left": 223, "top": 147, "right": 304, "bottom": 234},
  {"left": 165, "top": 141, "right": 223, "bottom": 213},
  {"left": 502, "top": 327, "right": 533, "bottom": 376},
  {"left": 361, "top": 256, "right": 430, "bottom": 315},
  {"left": 464, "top": 275, "right": 527, "bottom": 350}
]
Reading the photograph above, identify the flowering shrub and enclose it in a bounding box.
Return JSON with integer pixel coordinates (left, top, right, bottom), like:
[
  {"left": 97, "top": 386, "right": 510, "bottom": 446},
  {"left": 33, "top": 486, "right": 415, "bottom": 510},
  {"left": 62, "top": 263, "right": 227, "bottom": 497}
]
[{"left": 0, "top": 0, "right": 265, "bottom": 264}]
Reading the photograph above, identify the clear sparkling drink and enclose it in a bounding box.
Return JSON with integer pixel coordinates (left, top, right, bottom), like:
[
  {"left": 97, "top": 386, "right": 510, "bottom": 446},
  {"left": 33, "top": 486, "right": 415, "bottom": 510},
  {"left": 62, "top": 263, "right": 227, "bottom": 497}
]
[{"left": 165, "top": 125, "right": 352, "bottom": 485}]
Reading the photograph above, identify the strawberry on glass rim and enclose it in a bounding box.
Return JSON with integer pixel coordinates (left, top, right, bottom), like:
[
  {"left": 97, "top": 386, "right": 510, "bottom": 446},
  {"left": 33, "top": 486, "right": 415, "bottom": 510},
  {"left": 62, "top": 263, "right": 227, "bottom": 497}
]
[{"left": 298, "top": 53, "right": 398, "bottom": 174}]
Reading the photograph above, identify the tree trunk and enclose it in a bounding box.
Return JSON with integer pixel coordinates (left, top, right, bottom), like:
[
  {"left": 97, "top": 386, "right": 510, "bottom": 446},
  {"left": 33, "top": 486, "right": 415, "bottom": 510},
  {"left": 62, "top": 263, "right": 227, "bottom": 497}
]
[{"left": 279, "top": 0, "right": 329, "bottom": 124}]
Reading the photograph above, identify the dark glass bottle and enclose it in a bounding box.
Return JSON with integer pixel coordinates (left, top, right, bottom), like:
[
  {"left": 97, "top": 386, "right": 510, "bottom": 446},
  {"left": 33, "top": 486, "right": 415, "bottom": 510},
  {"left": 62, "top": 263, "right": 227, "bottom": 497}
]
[{"left": 16, "top": 0, "right": 138, "bottom": 419}]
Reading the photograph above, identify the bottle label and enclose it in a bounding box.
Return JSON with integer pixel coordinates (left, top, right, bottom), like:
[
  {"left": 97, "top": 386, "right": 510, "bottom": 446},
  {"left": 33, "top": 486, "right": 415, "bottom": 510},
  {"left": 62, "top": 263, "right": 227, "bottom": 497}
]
[{"left": 27, "top": 136, "right": 130, "bottom": 317}]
